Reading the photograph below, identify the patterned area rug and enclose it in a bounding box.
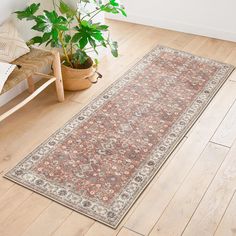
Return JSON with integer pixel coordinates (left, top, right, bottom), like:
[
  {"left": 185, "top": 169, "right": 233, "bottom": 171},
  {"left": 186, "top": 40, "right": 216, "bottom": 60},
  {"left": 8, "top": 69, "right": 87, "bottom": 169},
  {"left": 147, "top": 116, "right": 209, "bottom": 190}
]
[{"left": 5, "top": 46, "right": 234, "bottom": 228}]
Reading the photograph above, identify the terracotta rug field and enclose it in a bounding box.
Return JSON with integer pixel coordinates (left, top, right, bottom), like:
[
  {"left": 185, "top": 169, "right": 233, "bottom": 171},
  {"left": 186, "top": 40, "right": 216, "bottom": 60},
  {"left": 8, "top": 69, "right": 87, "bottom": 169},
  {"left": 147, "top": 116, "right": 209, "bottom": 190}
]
[{"left": 5, "top": 46, "right": 234, "bottom": 228}]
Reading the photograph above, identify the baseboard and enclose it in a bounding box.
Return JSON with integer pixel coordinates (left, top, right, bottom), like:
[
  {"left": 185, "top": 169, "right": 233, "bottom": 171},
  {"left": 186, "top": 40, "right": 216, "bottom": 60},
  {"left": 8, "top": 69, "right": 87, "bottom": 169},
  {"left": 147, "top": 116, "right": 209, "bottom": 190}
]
[{"left": 106, "top": 14, "right": 236, "bottom": 42}]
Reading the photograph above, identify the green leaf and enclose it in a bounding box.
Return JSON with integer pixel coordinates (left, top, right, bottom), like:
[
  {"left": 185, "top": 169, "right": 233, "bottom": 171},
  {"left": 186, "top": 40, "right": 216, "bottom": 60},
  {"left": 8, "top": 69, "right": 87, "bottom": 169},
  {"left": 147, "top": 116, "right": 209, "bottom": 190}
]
[
  {"left": 101, "top": 41, "right": 107, "bottom": 48},
  {"left": 110, "top": 41, "right": 118, "bottom": 57},
  {"left": 44, "top": 10, "right": 58, "bottom": 23},
  {"left": 81, "top": 20, "right": 90, "bottom": 28},
  {"left": 32, "top": 22, "right": 48, "bottom": 32},
  {"left": 110, "top": 0, "right": 119, "bottom": 7},
  {"left": 42, "top": 32, "right": 51, "bottom": 42},
  {"left": 88, "top": 37, "right": 96, "bottom": 49},
  {"left": 15, "top": 3, "right": 40, "bottom": 20},
  {"left": 56, "top": 25, "right": 68, "bottom": 31},
  {"left": 91, "top": 32, "right": 104, "bottom": 41},
  {"left": 51, "top": 40, "right": 59, "bottom": 47},
  {"left": 79, "top": 37, "right": 88, "bottom": 49},
  {"left": 29, "top": 36, "right": 42, "bottom": 44},
  {"left": 100, "top": 2, "right": 126, "bottom": 17},
  {"left": 52, "top": 28, "right": 58, "bottom": 41},
  {"left": 96, "top": 24, "right": 109, "bottom": 31},
  {"left": 94, "top": 58, "right": 99, "bottom": 66},
  {"left": 118, "top": 7, "right": 127, "bottom": 17},
  {"left": 59, "top": 0, "right": 76, "bottom": 18},
  {"left": 72, "top": 49, "right": 89, "bottom": 65},
  {"left": 46, "top": 39, "right": 53, "bottom": 46},
  {"left": 64, "top": 34, "right": 71, "bottom": 43},
  {"left": 72, "top": 33, "right": 82, "bottom": 43}
]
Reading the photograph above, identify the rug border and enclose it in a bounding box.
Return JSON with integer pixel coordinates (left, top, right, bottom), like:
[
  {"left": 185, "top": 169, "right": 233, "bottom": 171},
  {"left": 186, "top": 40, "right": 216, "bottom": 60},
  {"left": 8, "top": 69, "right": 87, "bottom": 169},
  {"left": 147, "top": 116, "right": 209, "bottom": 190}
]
[{"left": 3, "top": 45, "right": 235, "bottom": 229}]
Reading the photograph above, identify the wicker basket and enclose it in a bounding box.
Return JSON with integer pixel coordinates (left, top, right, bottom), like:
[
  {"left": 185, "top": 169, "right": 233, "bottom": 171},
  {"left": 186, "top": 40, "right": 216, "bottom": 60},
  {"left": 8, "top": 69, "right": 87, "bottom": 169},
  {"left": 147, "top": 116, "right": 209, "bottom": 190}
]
[{"left": 61, "top": 59, "right": 100, "bottom": 91}]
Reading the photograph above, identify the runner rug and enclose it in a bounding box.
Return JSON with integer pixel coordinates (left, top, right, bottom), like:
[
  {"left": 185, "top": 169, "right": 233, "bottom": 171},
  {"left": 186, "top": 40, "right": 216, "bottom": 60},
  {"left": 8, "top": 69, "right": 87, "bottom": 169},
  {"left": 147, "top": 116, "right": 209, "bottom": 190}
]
[{"left": 4, "top": 46, "right": 235, "bottom": 228}]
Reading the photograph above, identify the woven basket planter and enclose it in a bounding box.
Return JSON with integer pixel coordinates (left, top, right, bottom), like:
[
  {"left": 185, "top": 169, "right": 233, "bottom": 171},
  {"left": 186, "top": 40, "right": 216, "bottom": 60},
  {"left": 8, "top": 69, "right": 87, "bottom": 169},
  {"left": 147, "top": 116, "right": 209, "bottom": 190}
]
[{"left": 61, "top": 58, "right": 101, "bottom": 91}]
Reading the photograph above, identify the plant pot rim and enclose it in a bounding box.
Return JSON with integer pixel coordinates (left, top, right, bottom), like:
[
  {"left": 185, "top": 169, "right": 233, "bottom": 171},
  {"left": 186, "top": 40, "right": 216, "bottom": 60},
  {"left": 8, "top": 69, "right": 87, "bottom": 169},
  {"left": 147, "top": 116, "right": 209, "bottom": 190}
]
[
  {"left": 61, "top": 63, "right": 94, "bottom": 72},
  {"left": 61, "top": 56, "right": 94, "bottom": 72}
]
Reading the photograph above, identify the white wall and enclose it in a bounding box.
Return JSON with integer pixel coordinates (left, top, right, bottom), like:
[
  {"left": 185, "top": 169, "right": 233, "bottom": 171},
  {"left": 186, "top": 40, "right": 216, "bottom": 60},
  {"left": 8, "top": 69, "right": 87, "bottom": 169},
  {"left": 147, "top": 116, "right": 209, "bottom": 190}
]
[
  {"left": 0, "top": 0, "right": 54, "bottom": 40},
  {"left": 0, "top": 0, "right": 28, "bottom": 25},
  {"left": 107, "top": 0, "right": 236, "bottom": 42}
]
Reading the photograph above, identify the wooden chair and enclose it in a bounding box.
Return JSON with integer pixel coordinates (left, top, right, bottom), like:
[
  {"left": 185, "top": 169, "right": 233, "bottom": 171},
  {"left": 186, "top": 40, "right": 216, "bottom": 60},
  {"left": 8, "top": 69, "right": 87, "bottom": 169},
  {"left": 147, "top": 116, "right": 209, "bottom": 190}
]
[{"left": 0, "top": 47, "right": 64, "bottom": 122}]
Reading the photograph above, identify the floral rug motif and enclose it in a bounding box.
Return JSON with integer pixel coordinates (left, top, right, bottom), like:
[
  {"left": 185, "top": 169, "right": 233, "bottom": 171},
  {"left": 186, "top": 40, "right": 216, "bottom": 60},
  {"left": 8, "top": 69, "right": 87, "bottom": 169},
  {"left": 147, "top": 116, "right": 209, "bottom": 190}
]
[{"left": 5, "top": 46, "right": 234, "bottom": 228}]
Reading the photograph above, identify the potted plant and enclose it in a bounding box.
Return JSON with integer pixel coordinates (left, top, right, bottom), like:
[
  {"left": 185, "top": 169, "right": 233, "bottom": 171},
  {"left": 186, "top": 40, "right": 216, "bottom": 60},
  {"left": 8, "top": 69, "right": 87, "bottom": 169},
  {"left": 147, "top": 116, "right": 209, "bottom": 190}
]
[{"left": 15, "top": 0, "right": 126, "bottom": 91}]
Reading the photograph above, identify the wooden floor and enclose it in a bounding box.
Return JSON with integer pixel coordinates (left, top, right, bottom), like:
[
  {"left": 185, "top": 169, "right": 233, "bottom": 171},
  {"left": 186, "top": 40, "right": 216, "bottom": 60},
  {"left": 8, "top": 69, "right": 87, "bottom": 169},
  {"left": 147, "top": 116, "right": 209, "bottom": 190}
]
[{"left": 0, "top": 20, "right": 236, "bottom": 236}]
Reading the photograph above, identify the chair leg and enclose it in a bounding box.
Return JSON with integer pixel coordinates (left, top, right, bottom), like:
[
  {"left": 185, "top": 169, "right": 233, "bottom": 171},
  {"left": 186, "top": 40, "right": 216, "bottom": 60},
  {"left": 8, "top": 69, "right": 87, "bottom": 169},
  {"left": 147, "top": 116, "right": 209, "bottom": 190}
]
[
  {"left": 27, "top": 76, "right": 35, "bottom": 93},
  {"left": 52, "top": 50, "right": 65, "bottom": 102}
]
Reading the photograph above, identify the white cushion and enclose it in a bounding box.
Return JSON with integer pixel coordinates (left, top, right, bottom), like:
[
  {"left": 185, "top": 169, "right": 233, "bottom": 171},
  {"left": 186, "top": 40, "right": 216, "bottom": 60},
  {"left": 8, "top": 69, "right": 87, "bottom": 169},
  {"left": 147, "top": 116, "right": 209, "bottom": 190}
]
[
  {"left": 0, "top": 20, "right": 30, "bottom": 63},
  {"left": 0, "top": 61, "right": 16, "bottom": 93}
]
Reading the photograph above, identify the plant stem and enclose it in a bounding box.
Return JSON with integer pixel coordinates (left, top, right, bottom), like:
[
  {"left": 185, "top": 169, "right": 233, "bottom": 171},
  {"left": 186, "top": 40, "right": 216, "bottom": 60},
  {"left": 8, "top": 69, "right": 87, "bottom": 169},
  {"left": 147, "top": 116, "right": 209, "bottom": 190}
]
[
  {"left": 81, "top": 2, "right": 109, "bottom": 21},
  {"left": 81, "top": 8, "right": 98, "bottom": 21},
  {"left": 59, "top": 32, "right": 73, "bottom": 68},
  {"left": 70, "top": 41, "right": 73, "bottom": 57},
  {"left": 89, "top": 10, "right": 102, "bottom": 21},
  {"left": 69, "top": 23, "right": 73, "bottom": 56}
]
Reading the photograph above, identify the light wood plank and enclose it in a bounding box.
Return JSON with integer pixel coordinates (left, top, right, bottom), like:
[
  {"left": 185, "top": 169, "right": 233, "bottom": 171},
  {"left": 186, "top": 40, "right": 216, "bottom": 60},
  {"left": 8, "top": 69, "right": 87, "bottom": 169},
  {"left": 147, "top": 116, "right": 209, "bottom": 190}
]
[
  {"left": 194, "top": 38, "right": 223, "bottom": 59},
  {"left": 211, "top": 41, "right": 236, "bottom": 61},
  {"left": 0, "top": 178, "right": 14, "bottom": 197},
  {"left": 169, "top": 32, "right": 195, "bottom": 50},
  {"left": 182, "top": 139, "right": 236, "bottom": 236},
  {"left": 21, "top": 203, "right": 71, "bottom": 236},
  {"left": 212, "top": 99, "right": 236, "bottom": 147},
  {"left": 229, "top": 70, "right": 236, "bottom": 82},
  {"left": 0, "top": 194, "right": 51, "bottom": 236},
  {"left": 215, "top": 191, "right": 236, "bottom": 236},
  {"left": 225, "top": 48, "right": 236, "bottom": 82},
  {"left": 106, "top": 20, "right": 142, "bottom": 43},
  {"left": 52, "top": 212, "right": 94, "bottom": 236},
  {"left": 125, "top": 81, "right": 236, "bottom": 235},
  {"left": 149, "top": 142, "right": 229, "bottom": 236},
  {"left": 224, "top": 47, "right": 236, "bottom": 66},
  {"left": 0, "top": 185, "right": 32, "bottom": 224},
  {"left": 182, "top": 35, "right": 208, "bottom": 54}
]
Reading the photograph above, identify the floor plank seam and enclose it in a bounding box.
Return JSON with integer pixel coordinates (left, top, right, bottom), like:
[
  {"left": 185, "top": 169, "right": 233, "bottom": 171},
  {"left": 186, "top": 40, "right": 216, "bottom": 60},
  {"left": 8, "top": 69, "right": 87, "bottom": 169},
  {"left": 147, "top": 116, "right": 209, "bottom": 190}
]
[
  {"left": 209, "top": 141, "right": 231, "bottom": 149},
  {"left": 122, "top": 226, "right": 145, "bottom": 236}
]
